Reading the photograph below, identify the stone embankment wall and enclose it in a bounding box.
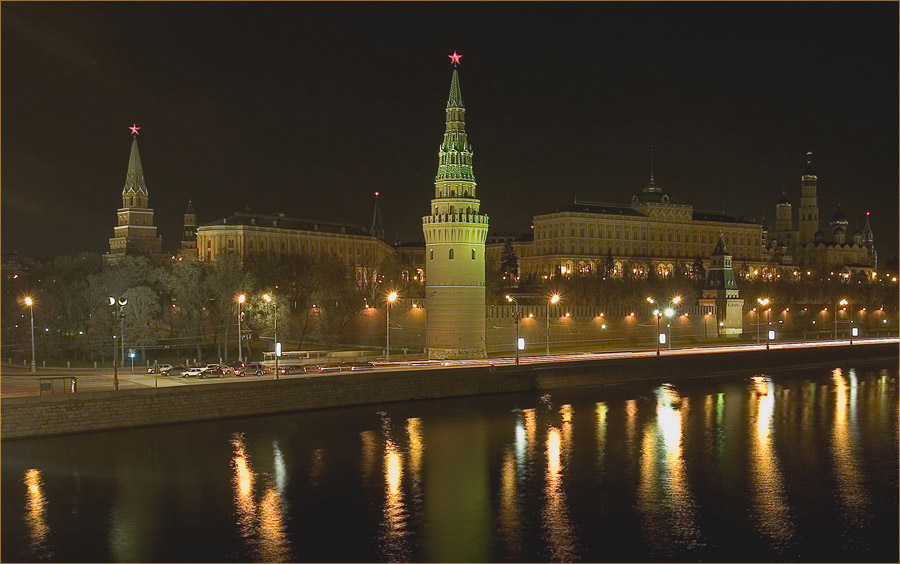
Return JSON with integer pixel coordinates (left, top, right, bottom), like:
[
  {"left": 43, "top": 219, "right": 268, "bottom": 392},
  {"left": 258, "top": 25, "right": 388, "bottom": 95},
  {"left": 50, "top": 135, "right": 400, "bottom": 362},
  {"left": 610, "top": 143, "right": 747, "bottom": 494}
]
[{"left": 2, "top": 342, "right": 895, "bottom": 439}]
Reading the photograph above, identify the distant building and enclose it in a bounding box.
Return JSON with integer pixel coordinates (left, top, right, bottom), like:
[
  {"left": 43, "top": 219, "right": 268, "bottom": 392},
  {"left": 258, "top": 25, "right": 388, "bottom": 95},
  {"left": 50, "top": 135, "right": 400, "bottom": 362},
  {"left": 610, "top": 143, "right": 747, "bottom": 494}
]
[
  {"left": 105, "top": 132, "right": 163, "bottom": 263},
  {"left": 196, "top": 211, "right": 393, "bottom": 270},
  {"left": 519, "top": 172, "right": 765, "bottom": 279},
  {"left": 766, "top": 152, "right": 876, "bottom": 279}
]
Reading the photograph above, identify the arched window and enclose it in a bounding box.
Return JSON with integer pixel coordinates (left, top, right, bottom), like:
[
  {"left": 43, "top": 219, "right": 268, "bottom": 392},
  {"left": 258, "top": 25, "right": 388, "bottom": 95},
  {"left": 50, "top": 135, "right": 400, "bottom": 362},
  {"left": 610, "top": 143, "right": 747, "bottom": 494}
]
[
  {"left": 449, "top": 248, "right": 455, "bottom": 259},
  {"left": 430, "top": 249, "right": 434, "bottom": 260},
  {"left": 449, "top": 206, "right": 455, "bottom": 214},
  {"left": 471, "top": 248, "right": 476, "bottom": 260}
]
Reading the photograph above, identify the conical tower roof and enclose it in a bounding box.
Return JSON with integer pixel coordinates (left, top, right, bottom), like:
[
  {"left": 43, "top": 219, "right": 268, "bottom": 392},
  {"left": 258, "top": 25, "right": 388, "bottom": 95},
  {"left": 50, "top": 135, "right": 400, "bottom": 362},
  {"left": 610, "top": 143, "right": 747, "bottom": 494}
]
[
  {"left": 370, "top": 191, "right": 385, "bottom": 239},
  {"left": 122, "top": 136, "right": 148, "bottom": 195},
  {"left": 447, "top": 68, "right": 464, "bottom": 109},
  {"left": 712, "top": 234, "right": 729, "bottom": 256},
  {"left": 185, "top": 199, "right": 195, "bottom": 215}
]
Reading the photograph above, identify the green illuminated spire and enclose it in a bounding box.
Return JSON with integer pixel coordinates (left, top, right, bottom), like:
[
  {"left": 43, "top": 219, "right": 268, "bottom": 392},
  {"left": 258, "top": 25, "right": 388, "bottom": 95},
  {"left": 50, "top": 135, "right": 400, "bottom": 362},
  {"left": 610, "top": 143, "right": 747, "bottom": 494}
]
[
  {"left": 123, "top": 136, "right": 148, "bottom": 195},
  {"left": 436, "top": 66, "right": 475, "bottom": 185}
]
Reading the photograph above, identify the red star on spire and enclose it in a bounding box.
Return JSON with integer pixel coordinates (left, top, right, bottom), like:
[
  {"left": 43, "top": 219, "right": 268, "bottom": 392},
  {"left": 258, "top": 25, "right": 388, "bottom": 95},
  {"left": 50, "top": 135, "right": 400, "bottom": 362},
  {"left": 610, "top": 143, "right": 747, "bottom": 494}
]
[
  {"left": 448, "top": 51, "right": 462, "bottom": 65},
  {"left": 129, "top": 124, "right": 140, "bottom": 135}
]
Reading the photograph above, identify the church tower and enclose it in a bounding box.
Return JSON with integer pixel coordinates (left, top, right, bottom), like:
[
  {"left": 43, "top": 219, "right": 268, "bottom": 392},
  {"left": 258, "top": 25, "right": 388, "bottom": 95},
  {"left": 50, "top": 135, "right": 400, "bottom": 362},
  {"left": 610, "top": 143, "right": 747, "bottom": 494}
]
[
  {"left": 862, "top": 211, "right": 876, "bottom": 267},
  {"left": 798, "top": 151, "right": 820, "bottom": 244},
  {"left": 179, "top": 199, "right": 199, "bottom": 259},
  {"left": 422, "top": 53, "right": 489, "bottom": 359},
  {"left": 106, "top": 126, "right": 163, "bottom": 263}
]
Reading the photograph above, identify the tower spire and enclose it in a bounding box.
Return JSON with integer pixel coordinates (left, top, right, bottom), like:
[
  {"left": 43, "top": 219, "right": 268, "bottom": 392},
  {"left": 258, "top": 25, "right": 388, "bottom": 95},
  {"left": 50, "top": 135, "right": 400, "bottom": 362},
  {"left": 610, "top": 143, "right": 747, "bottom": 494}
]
[
  {"left": 370, "top": 191, "right": 385, "bottom": 239},
  {"left": 650, "top": 145, "right": 655, "bottom": 185},
  {"left": 123, "top": 136, "right": 148, "bottom": 196}
]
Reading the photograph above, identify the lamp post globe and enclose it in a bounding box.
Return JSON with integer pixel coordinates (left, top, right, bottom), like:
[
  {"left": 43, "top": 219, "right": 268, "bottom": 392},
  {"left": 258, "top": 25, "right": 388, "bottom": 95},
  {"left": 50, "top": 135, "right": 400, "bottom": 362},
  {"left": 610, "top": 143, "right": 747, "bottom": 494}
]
[
  {"left": 386, "top": 291, "right": 398, "bottom": 361},
  {"left": 24, "top": 297, "right": 36, "bottom": 373},
  {"left": 547, "top": 293, "right": 560, "bottom": 355}
]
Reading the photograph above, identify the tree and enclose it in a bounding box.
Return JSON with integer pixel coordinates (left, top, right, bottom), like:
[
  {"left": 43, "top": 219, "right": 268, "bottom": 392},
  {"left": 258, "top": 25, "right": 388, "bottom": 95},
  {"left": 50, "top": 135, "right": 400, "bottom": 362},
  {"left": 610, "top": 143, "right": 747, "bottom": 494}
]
[
  {"left": 121, "top": 285, "right": 161, "bottom": 359},
  {"left": 692, "top": 254, "right": 706, "bottom": 281},
  {"left": 604, "top": 250, "right": 616, "bottom": 278},
  {"left": 500, "top": 241, "right": 518, "bottom": 279}
]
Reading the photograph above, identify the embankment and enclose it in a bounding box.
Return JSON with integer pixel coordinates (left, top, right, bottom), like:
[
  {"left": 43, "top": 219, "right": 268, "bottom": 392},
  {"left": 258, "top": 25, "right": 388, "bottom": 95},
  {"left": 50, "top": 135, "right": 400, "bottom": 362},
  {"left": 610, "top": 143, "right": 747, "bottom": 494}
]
[{"left": 2, "top": 342, "right": 896, "bottom": 439}]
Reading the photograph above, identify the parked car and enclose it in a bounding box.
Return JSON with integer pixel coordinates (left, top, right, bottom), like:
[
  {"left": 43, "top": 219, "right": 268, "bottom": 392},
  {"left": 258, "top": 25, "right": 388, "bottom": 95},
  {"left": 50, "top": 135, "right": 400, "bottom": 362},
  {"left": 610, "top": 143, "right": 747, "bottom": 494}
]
[
  {"left": 181, "top": 367, "right": 204, "bottom": 378},
  {"left": 148, "top": 363, "right": 173, "bottom": 374},
  {"left": 236, "top": 363, "right": 268, "bottom": 377},
  {"left": 200, "top": 365, "right": 224, "bottom": 378}
]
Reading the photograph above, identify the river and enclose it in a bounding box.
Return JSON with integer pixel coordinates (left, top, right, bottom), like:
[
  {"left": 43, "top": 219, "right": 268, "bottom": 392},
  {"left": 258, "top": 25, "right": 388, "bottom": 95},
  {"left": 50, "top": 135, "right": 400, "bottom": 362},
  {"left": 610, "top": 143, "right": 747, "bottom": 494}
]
[{"left": 2, "top": 360, "right": 897, "bottom": 562}]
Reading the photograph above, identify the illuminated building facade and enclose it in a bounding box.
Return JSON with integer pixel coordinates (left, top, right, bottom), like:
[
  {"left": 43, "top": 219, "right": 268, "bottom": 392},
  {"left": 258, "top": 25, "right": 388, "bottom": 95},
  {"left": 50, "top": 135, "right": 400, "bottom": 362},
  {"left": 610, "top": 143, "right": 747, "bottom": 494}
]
[
  {"left": 518, "top": 174, "right": 764, "bottom": 279},
  {"left": 196, "top": 211, "right": 393, "bottom": 268},
  {"left": 105, "top": 129, "right": 163, "bottom": 263},
  {"left": 422, "top": 54, "right": 489, "bottom": 359}
]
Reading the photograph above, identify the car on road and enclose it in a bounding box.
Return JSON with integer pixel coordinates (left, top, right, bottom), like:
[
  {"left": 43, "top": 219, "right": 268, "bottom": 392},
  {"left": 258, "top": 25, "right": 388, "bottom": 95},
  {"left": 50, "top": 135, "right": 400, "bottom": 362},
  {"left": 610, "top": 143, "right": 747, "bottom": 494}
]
[
  {"left": 181, "top": 367, "right": 204, "bottom": 378},
  {"left": 235, "top": 363, "right": 268, "bottom": 377},
  {"left": 202, "top": 364, "right": 226, "bottom": 378},
  {"left": 316, "top": 363, "right": 343, "bottom": 373},
  {"left": 348, "top": 362, "right": 375, "bottom": 371},
  {"left": 277, "top": 365, "right": 307, "bottom": 375}
]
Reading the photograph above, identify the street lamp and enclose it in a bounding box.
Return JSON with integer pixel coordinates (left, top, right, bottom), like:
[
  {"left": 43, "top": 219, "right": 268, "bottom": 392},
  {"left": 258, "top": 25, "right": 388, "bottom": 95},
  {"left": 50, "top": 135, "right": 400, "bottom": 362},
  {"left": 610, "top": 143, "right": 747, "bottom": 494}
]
[
  {"left": 23, "top": 297, "right": 36, "bottom": 373},
  {"left": 756, "top": 298, "right": 770, "bottom": 344},
  {"left": 547, "top": 293, "right": 561, "bottom": 355},
  {"left": 237, "top": 294, "right": 246, "bottom": 363},
  {"left": 263, "top": 293, "right": 278, "bottom": 378},
  {"left": 835, "top": 298, "right": 848, "bottom": 340},
  {"left": 647, "top": 297, "right": 662, "bottom": 355},
  {"left": 664, "top": 307, "right": 674, "bottom": 349},
  {"left": 386, "top": 291, "right": 398, "bottom": 361},
  {"left": 107, "top": 296, "right": 127, "bottom": 390},
  {"left": 506, "top": 295, "right": 521, "bottom": 365}
]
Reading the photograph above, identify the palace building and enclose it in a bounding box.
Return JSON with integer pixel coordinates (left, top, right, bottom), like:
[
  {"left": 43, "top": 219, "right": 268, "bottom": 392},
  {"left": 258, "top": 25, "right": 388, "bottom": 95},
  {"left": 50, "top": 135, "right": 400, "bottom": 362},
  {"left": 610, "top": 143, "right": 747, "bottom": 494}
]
[
  {"left": 105, "top": 128, "right": 163, "bottom": 263},
  {"left": 518, "top": 173, "right": 765, "bottom": 279}
]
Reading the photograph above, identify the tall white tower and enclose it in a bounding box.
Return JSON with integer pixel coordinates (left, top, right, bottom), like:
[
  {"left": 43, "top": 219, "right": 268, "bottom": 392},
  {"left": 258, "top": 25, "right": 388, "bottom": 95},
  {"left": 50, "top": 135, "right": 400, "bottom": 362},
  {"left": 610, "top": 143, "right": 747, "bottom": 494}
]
[
  {"left": 422, "top": 53, "right": 489, "bottom": 359},
  {"left": 798, "top": 152, "right": 820, "bottom": 244}
]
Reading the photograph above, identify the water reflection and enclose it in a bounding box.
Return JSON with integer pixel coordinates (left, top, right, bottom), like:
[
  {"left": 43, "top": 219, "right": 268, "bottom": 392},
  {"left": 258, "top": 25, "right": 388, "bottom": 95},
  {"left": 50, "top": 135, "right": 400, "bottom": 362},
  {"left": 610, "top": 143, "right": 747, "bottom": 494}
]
[
  {"left": 24, "top": 468, "right": 50, "bottom": 558},
  {"left": 639, "top": 385, "right": 702, "bottom": 553},
  {"left": 232, "top": 434, "right": 257, "bottom": 542},
  {"left": 543, "top": 426, "right": 577, "bottom": 561},
  {"left": 360, "top": 430, "right": 377, "bottom": 485},
  {"left": 230, "top": 433, "right": 292, "bottom": 562},
  {"left": 595, "top": 402, "right": 607, "bottom": 473},
  {"left": 381, "top": 416, "right": 411, "bottom": 562},
  {"left": 831, "top": 369, "right": 868, "bottom": 535},
  {"left": 498, "top": 446, "right": 522, "bottom": 558},
  {"left": 406, "top": 418, "right": 424, "bottom": 514},
  {"left": 748, "top": 376, "right": 794, "bottom": 551},
  {"left": 309, "top": 448, "right": 325, "bottom": 487}
]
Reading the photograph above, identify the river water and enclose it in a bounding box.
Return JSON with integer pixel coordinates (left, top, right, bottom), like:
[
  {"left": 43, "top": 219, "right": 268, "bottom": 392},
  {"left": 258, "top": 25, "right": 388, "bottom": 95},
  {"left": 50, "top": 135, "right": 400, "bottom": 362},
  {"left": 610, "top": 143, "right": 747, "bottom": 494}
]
[{"left": 2, "top": 360, "right": 897, "bottom": 562}]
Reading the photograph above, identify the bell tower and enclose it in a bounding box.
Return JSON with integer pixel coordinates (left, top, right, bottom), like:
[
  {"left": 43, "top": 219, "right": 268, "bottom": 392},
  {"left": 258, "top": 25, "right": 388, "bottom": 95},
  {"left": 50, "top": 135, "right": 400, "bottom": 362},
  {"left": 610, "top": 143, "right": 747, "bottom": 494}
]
[
  {"left": 422, "top": 53, "right": 489, "bottom": 359},
  {"left": 798, "top": 151, "right": 820, "bottom": 244}
]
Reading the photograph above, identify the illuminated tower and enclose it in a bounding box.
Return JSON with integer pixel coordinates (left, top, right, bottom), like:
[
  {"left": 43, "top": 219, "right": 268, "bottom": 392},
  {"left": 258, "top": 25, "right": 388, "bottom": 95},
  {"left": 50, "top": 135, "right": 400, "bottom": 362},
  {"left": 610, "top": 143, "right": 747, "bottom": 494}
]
[
  {"left": 106, "top": 125, "right": 163, "bottom": 263},
  {"left": 775, "top": 193, "right": 792, "bottom": 233},
  {"left": 699, "top": 235, "right": 744, "bottom": 337},
  {"left": 422, "top": 53, "right": 489, "bottom": 359},
  {"left": 862, "top": 211, "right": 876, "bottom": 267},
  {"left": 798, "top": 152, "right": 820, "bottom": 244}
]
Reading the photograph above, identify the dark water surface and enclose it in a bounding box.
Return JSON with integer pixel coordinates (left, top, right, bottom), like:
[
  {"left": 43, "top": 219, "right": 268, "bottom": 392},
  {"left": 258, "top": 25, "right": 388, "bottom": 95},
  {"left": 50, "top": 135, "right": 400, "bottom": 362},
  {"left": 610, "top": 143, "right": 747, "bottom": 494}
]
[{"left": 3, "top": 361, "right": 898, "bottom": 562}]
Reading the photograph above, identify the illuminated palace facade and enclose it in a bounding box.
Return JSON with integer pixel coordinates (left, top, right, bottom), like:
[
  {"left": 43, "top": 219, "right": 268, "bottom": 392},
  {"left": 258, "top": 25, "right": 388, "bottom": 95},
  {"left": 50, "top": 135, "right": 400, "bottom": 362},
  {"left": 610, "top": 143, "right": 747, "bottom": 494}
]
[{"left": 519, "top": 176, "right": 764, "bottom": 279}]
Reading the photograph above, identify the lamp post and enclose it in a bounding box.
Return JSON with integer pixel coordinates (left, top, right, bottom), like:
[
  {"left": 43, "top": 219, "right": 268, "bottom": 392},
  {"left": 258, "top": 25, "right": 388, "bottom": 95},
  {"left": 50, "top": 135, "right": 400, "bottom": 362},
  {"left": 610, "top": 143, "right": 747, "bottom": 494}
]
[
  {"left": 386, "top": 291, "right": 398, "bottom": 361},
  {"left": 237, "top": 294, "right": 246, "bottom": 363},
  {"left": 756, "top": 298, "right": 770, "bottom": 344},
  {"left": 669, "top": 296, "right": 681, "bottom": 349},
  {"left": 107, "top": 296, "right": 127, "bottom": 391},
  {"left": 506, "top": 295, "right": 520, "bottom": 365},
  {"left": 835, "top": 298, "right": 848, "bottom": 340},
  {"left": 547, "top": 293, "right": 560, "bottom": 355},
  {"left": 647, "top": 297, "right": 661, "bottom": 356},
  {"left": 263, "top": 293, "right": 278, "bottom": 378},
  {"left": 23, "top": 297, "right": 36, "bottom": 373}
]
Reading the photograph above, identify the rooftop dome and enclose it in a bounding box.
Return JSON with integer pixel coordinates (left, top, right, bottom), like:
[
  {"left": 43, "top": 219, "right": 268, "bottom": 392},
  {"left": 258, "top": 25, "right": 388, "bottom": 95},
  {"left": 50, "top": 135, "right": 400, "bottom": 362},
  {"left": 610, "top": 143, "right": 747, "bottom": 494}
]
[
  {"left": 831, "top": 206, "right": 848, "bottom": 223},
  {"left": 777, "top": 193, "right": 791, "bottom": 205}
]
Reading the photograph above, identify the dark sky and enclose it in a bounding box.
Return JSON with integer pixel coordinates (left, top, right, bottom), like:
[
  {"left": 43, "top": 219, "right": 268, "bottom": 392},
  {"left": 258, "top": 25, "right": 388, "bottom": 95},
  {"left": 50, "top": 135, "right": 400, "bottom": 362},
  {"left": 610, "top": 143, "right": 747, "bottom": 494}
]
[{"left": 2, "top": 2, "right": 897, "bottom": 261}]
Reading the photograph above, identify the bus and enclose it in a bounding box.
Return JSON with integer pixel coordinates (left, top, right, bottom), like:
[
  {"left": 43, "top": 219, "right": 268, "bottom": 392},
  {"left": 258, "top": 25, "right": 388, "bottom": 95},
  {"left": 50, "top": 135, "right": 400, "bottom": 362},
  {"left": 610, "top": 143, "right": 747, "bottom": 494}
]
[{"left": 261, "top": 350, "right": 329, "bottom": 373}]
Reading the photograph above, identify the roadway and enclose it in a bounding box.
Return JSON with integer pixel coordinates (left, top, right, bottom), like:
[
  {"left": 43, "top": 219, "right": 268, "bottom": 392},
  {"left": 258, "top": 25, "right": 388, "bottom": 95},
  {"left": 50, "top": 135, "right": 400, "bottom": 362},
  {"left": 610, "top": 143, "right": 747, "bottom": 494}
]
[{"left": 1, "top": 337, "right": 896, "bottom": 399}]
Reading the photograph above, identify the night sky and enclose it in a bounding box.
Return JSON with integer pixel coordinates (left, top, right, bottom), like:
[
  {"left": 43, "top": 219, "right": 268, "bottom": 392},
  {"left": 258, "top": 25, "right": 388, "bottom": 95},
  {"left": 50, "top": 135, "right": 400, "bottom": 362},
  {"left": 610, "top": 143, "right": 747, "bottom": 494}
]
[{"left": 2, "top": 2, "right": 897, "bottom": 261}]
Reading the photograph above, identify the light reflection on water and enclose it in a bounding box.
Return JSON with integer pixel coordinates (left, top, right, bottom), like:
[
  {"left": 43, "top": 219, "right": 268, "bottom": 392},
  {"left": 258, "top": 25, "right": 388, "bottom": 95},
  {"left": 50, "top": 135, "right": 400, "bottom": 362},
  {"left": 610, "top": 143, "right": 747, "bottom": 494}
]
[
  {"left": 230, "top": 433, "right": 292, "bottom": 562},
  {"left": 831, "top": 368, "right": 868, "bottom": 538},
  {"left": 24, "top": 468, "right": 50, "bottom": 558},
  {"left": 542, "top": 425, "right": 577, "bottom": 561},
  {"left": 4, "top": 363, "right": 897, "bottom": 563},
  {"left": 748, "top": 376, "right": 794, "bottom": 551}
]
